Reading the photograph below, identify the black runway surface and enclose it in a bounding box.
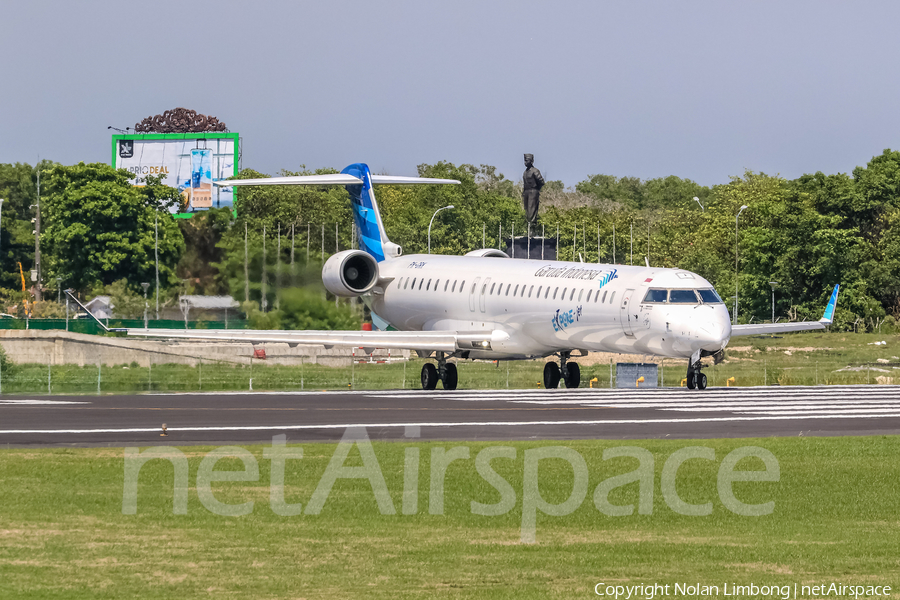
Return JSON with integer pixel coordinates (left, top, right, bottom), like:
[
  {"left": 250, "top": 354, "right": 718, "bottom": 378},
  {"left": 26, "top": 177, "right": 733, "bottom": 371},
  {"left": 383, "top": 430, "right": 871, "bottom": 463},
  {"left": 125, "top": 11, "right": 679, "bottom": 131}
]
[{"left": 2, "top": 385, "right": 900, "bottom": 447}]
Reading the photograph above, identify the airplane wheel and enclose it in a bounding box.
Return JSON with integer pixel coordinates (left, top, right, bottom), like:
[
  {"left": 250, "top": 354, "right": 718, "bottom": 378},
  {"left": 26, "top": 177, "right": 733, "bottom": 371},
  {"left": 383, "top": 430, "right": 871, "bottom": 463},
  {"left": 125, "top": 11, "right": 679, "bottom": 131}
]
[
  {"left": 543, "top": 362, "right": 561, "bottom": 389},
  {"left": 686, "top": 371, "right": 696, "bottom": 390},
  {"left": 421, "top": 363, "right": 438, "bottom": 390},
  {"left": 565, "top": 362, "right": 581, "bottom": 388},
  {"left": 697, "top": 372, "right": 708, "bottom": 390},
  {"left": 442, "top": 362, "right": 458, "bottom": 390}
]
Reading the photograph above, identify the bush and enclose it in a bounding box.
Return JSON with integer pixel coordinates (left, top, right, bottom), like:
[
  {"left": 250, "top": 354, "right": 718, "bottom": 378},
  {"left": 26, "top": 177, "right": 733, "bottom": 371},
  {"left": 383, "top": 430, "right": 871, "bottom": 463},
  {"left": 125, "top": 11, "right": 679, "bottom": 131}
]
[{"left": 0, "top": 344, "right": 13, "bottom": 375}]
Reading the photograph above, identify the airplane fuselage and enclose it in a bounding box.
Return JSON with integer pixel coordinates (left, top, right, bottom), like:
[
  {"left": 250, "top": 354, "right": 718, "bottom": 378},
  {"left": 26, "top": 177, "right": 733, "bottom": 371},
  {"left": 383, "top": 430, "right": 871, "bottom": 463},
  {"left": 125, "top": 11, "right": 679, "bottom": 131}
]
[{"left": 371, "top": 254, "right": 732, "bottom": 361}]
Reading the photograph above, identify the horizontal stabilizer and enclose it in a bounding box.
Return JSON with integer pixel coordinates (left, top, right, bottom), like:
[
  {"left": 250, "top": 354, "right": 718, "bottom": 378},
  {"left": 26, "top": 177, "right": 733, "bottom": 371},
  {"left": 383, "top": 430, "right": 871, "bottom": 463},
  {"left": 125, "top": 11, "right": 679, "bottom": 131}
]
[
  {"left": 214, "top": 173, "right": 460, "bottom": 187},
  {"left": 369, "top": 175, "right": 459, "bottom": 185},
  {"left": 214, "top": 174, "right": 362, "bottom": 187}
]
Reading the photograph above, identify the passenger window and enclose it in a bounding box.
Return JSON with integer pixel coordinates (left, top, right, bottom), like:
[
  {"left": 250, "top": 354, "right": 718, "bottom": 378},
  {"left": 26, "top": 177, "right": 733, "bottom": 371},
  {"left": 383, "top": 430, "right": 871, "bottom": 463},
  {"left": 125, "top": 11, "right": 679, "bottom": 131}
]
[
  {"left": 411, "top": 278, "right": 416, "bottom": 289},
  {"left": 451, "top": 280, "right": 456, "bottom": 292},
  {"left": 610, "top": 291, "right": 616, "bottom": 304},
  {"left": 505, "top": 284, "right": 511, "bottom": 296},
  {"left": 643, "top": 289, "right": 668, "bottom": 303},
  {"left": 528, "top": 285, "right": 533, "bottom": 297},
  {"left": 444, "top": 280, "right": 448, "bottom": 291},
  {"left": 669, "top": 289, "right": 699, "bottom": 304},
  {"left": 579, "top": 290, "right": 585, "bottom": 302},
  {"left": 490, "top": 283, "right": 496, "bottom": 295},
  {"left": 553, "top": 288, "right": 559, "bottom": 300},
  {"left": 514, "top": 285, "right": 519, "bottom": 296},
  {"left": 561, "top": 287, "right": 567, "bottom": 300},
  {"left": 602, "top": 290, "right": 607, "bottom": 303},
  {"left": 418, "top": 279, "right": 424, "bottom": 290},
  {"left": 522, "top": 285, "right": 526, "bottom": 297},
  {"left": 545, "top": 287, "right": 550, "bottom": 299},
  {"left": 536, "top": 286, "right": 542, "bottom": 298},
  {"left": 482, "top": 283, "right": 488, "bottom": 295},
  {"left": 570, "top": 289, "right": 575, "bottom": 301},
  {"left": 426, "top": 279, "right": 432, "bottom": 291},
  {"left": 461, "top": 280, "right": 465, "bottom": 292}
]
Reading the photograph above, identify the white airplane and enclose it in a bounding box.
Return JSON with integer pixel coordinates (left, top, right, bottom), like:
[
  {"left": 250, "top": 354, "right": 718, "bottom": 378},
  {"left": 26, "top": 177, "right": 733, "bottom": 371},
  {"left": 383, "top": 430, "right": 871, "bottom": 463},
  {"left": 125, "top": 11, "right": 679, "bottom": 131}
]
[{"left": 67, "top": 163, "right": 839, "bottom": 391}]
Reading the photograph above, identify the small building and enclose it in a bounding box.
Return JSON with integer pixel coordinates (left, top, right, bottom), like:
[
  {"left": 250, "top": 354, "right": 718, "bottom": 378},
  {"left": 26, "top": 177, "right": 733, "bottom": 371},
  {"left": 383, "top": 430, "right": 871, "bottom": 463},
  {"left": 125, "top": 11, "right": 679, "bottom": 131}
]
[
  {"left": 178, "top": 295, "right": 240, "bottom": 324},
  {"left": 83, "top": 295, "right": 114, "bottom": 320}
]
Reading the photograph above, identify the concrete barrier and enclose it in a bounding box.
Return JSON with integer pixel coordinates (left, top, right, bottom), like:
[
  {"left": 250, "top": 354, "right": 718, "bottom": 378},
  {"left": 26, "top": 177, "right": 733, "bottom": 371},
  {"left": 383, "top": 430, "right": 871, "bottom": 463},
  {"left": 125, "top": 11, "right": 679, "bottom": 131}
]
[{"left": 0, "top": 330, "right": 408, "bottom": 367}]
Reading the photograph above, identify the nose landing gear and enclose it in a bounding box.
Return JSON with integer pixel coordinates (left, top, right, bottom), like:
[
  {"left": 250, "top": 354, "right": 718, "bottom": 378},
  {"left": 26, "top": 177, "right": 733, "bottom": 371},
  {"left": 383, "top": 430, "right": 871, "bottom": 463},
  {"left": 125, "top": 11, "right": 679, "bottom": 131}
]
[
  {"left": 686, "top": 352, "right": 708, "bottom": 390},
  {"left": 543, "top": 351, "right": 581, "bottom": 389}
]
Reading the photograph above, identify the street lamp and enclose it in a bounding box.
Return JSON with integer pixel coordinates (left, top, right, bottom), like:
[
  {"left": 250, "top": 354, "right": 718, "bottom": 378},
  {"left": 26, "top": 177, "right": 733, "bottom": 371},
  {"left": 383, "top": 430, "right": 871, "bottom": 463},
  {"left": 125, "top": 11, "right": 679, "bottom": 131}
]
[
  {"left": 141, "top": 282, "right": 150, "bottom": 328},
  {"left": 769, "top": 281, "right": 779, "bottom": 323},
  {"left": 427, "top": 205, "right": 454, "bottom": 254},
  {"left": 693, "top": 196, "right": 704, "bottom": 211},
  {"left": 734, "top": 205, "right": 749, "bottom": 325}
]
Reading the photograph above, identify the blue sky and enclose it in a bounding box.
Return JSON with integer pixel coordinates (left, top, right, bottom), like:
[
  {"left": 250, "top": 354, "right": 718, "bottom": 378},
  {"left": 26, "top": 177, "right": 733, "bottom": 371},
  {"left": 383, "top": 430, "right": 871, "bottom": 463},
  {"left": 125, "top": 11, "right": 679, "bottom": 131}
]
[{"left": 3, "top": 0, "right": 900, "bottom": 187}]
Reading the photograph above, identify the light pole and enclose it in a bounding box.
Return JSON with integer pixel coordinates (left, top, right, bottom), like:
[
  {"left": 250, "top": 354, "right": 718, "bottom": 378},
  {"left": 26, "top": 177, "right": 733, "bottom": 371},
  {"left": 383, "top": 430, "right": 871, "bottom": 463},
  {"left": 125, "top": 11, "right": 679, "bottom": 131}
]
[
  {"left": 769, "top": 281, "right": 779, "bottom": 323},
  {"left": 141, "top": 282, "right": 150, "bottom": 328},
  {"left": 734, "top": 205, "right": 748, "bottom": 325},
  {"left": 427, "top": 205, "right": 454, "bottom": 254},
  {"left": 693, "top": 196, "right": 704, "bottom": 211},
  {"left": 0, "top": 199, "right": 4, "bottom": 254},
  {"left": 56, "top": 277, "right": 61, "bottom": 303}
]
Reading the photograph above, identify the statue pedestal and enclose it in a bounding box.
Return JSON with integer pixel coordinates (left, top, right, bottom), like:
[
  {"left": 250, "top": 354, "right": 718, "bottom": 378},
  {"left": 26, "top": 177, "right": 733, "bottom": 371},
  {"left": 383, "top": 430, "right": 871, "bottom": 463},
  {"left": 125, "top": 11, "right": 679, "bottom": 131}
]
[{"left": 504, "top": 236, "right": 557, "bottom": 260}]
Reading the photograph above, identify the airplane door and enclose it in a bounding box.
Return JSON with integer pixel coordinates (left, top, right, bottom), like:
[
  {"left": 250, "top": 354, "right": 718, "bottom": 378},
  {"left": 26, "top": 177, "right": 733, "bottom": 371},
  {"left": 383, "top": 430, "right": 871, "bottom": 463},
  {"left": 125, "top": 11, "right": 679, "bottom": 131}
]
[
  {"left": 620, "top": 288, "right": 635, "bottom": 336},
  {"left": 479, "top": 278, "right": 491, "bottom": 313},
  {"left": 469, "top": 277, "right": 481, "bottom": 312}
]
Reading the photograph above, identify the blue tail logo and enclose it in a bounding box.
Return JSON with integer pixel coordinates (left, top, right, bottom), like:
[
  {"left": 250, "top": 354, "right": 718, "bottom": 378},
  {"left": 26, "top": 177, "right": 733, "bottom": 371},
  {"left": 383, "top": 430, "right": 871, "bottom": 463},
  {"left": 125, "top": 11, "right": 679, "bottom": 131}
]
[
  {"left": 820, "top": 284, "right": 840, "bottom": 323},
  {"left": 341, "top": 163, "right": 389, "bottom": 262}
]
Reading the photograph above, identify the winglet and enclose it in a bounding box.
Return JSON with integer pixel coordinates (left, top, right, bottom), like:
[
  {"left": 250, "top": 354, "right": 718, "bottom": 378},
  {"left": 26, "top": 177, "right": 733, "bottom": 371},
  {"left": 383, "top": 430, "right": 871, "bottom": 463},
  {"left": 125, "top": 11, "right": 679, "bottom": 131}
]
[
  {"left": 63, "top": 290, "right": 128, "bottom": 333},
  {"left": 819, "top": 284, "right": 840, "bottom": 324}
]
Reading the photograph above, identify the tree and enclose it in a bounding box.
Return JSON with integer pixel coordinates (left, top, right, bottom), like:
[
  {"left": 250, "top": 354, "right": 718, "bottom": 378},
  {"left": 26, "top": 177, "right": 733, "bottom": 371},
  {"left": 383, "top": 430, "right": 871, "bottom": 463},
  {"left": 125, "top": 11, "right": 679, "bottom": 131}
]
[{"left": 41, "top": 163, "right": 184, "bottom": 293}]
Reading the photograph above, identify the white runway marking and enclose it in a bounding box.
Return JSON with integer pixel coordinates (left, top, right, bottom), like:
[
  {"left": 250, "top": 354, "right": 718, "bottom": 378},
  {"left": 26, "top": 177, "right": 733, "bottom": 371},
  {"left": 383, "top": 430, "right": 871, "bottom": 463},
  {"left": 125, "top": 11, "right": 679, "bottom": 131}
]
[
  {"left": 2, "top": 411, "right": 900, "bottom": 435},
  {"left": 0, "top": 399, "right": 90, "bottom": 405}
]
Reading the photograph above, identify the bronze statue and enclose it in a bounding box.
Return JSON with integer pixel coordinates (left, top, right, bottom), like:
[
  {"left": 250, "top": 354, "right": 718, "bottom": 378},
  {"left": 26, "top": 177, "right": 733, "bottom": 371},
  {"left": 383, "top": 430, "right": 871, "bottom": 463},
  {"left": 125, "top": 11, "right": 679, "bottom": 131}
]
[{"left": 522, "top": 153, "right": 545, "bottom": 224}]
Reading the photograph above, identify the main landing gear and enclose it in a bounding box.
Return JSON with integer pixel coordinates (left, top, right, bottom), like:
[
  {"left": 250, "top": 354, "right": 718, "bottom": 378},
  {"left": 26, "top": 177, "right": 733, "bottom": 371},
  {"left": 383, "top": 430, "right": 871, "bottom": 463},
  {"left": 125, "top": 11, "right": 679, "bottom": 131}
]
[
  {"left": 686, "top": 355, "right": 708, "bottom": 390},
  {"left": 421, "top": 352, "right": 458, "bottom": 391},
  {"left": 543, "top": 351, "right": 581, "bottom": 389}
]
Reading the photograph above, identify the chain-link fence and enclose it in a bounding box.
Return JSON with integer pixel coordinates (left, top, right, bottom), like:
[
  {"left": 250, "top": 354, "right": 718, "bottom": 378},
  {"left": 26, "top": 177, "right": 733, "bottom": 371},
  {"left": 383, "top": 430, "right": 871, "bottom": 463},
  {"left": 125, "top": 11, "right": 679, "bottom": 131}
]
[{"left": 0, "top": 345, "right": 896, "bottom": 394}]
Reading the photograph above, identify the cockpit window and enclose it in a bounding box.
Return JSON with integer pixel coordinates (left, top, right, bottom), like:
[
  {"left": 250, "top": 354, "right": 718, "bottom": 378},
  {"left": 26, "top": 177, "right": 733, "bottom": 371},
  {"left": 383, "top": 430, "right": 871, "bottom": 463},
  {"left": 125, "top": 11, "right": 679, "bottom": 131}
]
[
  {"left": 642, "top": 289, "right": 668, "bottom": 303},
  {"left": 669, "top": 289, "right": 699, "bottom": 304},
  {"left": 698, "top": 288, "right": 724, "bottom": 304}
]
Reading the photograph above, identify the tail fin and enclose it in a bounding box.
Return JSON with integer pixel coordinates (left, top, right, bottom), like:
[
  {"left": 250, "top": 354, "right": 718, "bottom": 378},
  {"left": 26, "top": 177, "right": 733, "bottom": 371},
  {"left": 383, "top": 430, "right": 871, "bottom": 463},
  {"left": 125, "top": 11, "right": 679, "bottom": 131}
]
[
  {"left": 341, "top": 163, "right": 400, "bottom": 262},
  {"left": 217, "top": 163, "right": 459, "bottom": 262},
  {"left": 819, "top": 284, "right": 840, "bottom": 323}
]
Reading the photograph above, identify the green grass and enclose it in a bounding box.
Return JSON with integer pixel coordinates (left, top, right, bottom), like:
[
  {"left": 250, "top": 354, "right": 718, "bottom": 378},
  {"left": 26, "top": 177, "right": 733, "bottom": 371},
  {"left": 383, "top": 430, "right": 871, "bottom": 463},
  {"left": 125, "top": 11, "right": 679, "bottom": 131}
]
[
  {"left": 1, "top": 436, "right": 899, "bottom": 598},
  {"left": 1, "top": 331, "right": 897, "bottom": 394}
]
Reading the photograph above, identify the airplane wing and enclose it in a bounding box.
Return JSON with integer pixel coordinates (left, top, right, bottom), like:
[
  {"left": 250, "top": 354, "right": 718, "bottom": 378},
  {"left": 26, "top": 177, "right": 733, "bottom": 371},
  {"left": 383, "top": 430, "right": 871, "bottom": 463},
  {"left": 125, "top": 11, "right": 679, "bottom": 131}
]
[
  {"left": 731, "top": 284, "right": 839, "bottom": 337},
  {"left": 63, "top": 290, "right": 496, "bottom": 353},
  {"left": 127, "top": 327, "right": 506, "bottom": 354}
]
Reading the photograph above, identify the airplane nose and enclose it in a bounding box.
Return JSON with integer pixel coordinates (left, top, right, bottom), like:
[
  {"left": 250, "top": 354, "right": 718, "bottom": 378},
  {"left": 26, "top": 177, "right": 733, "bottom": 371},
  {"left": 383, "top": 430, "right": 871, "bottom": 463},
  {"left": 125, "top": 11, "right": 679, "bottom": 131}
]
[{"left": 698, "top": 314, "right": 731, "bottom": 352}]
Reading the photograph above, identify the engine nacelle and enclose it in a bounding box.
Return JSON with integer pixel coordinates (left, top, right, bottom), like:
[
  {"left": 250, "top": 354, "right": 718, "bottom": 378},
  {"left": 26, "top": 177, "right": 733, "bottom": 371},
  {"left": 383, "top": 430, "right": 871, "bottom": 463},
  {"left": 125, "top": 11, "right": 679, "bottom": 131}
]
[{"left": 322, "top": 250, "right": 379, "bottom": 297}]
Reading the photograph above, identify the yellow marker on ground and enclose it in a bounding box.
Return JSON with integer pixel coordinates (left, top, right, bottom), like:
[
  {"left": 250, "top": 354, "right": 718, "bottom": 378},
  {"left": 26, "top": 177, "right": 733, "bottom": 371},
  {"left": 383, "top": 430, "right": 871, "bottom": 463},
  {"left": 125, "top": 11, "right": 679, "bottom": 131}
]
[
  {"left": 636, "top": 376, "right": 645, "bottom": 388},
  {"left": 727, "top": 377, "right": 735, "bottom": 387}
]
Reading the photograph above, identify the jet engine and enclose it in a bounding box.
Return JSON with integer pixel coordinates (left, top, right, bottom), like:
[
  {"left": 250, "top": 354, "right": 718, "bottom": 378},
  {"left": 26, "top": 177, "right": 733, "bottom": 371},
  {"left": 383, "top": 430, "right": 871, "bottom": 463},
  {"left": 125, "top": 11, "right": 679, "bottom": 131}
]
[{"left": 322, "top": 250, "right": 379, "bottom": 297}]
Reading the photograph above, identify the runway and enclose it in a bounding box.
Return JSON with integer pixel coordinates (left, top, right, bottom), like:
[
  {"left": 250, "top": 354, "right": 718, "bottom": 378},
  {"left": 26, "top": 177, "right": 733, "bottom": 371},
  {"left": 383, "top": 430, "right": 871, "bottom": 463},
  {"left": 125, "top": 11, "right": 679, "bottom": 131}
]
[{"left": 2, "top": 385, "right": 900, "bottom": 447}]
